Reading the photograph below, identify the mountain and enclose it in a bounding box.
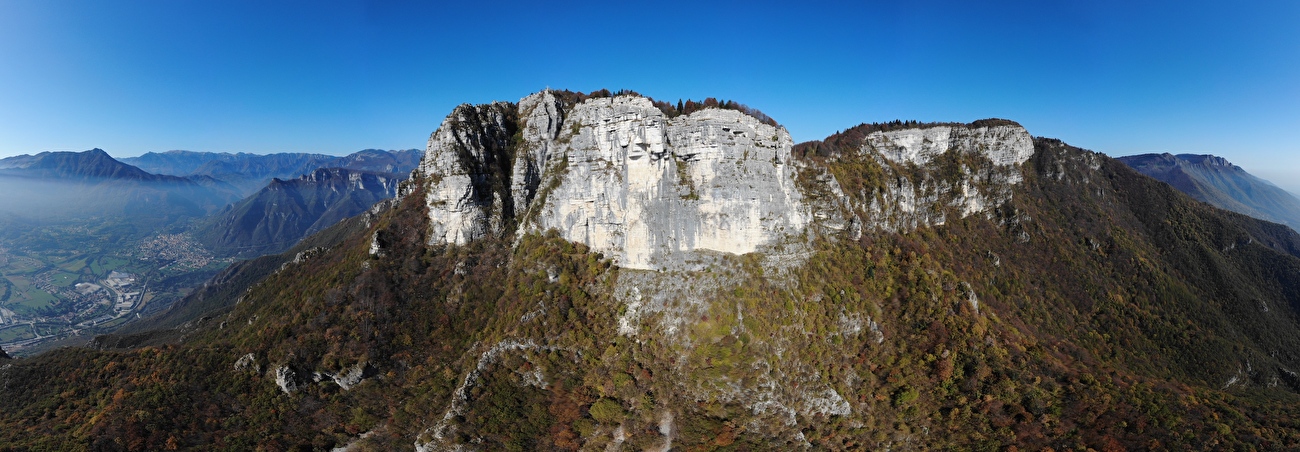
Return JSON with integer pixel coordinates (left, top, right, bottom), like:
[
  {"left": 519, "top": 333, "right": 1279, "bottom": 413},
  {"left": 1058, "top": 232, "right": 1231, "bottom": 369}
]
[
  {"left": 193, "top": 168, "right": 404, "bottom": 258},
  {"left": 0, "top": 148, "right": 156, "bottom": 181},
  {"left": 5, "top": 90, "right": 1300, "bottom": 450},
  {"left": 123, "top": 149, "right": 421, "bottom": 196},
  {"left": 329, "top": 149, "right": 423, "bottom": 174},
  {"left": 126, "top": 151, "right": 339, "bottom": 195},
  {"left": 0, "top": 149, "right": 241, "bottom": 221},
  {"left": 1120, "top": 153, "right": 1300, "bottom": 232}
]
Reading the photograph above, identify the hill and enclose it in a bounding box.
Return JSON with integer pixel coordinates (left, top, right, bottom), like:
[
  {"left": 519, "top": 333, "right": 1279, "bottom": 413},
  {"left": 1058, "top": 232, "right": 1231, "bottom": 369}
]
[
  {"left": 1120, "top": 153, "right": 1300, "bottom": 232},
  {"left": 3, "top": 90, "right": 1300, "bottom": 450}
]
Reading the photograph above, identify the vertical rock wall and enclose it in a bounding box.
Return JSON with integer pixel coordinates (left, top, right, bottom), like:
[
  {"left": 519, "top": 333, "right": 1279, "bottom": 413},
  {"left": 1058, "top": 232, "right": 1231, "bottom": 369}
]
[
  {"left": 420, "top": 102, "right": 518, "bottom": 245},
  {"left": 422, "top": 91, "right": 811, "bottom": 270},
  {"left": 525, "top": 95, "right": 809, "bottom": 269},
  {"left": 419, "top": 90, "right": 1036, "bottom": 269}
]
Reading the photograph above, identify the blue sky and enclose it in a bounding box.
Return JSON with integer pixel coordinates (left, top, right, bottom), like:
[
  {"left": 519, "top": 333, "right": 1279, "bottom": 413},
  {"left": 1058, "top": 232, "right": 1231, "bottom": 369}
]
[{"left": 2, "top": 0, "right": 1299, "bottom": 192}]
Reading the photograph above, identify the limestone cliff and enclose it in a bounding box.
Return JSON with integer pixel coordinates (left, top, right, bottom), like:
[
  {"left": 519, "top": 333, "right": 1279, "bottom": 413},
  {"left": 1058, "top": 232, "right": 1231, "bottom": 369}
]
[
  {"left": 422, "top": 91, "right": 813, "bottom": 270},
  {"left": 813, "top": 122, "right": 1035, "bottom": 233},
  {"left": 420, "top": 101, "right": 519, "bottom": 245},
  {"left": 420, "top": 91, "right": 1034, "bottom": 269}
]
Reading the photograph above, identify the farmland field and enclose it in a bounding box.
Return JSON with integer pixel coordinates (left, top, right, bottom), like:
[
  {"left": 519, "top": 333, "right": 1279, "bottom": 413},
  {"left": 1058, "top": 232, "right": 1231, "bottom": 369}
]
[{"left": 2, "top": 275, "right": 58, "bottom": 314}]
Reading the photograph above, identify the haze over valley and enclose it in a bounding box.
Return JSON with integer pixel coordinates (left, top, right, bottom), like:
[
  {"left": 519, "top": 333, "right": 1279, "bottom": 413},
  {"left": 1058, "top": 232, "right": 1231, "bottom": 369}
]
[{"left": 0, "top": 148, "right": 419, "bottom": 354}]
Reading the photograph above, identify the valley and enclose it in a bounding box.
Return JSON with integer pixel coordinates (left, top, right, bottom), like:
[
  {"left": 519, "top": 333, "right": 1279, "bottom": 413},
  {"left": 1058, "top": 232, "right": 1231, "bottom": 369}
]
[
  {"left": 0, "top": 148, "right": 420, "bottom": 354},
  {"left": 0, "top": 219, "right": 229, "bottom": 353}
]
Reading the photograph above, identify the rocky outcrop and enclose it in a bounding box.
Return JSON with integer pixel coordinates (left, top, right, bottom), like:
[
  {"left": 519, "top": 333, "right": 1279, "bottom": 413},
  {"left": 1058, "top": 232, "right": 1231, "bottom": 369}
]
[
  {"left": 274, "top": 365, "right": 298, "bottom": 394},
  {"left": 420, "top": 91, "right": 1035, "bottom": 269},
  {"left": 422, "top": 91, "right": 811, "bottom": 270},
  {"left": 844, "top": 123, "right": 1035, "bottom": 232},
  {"left": 329, "top": 362, "right": 368, "bottom": 390},
  {"left": 420, "top": 102, "right": 519, "bottom": 245},
  {"left": 233, "top": 353, "right": 259, "bottom": 373}
]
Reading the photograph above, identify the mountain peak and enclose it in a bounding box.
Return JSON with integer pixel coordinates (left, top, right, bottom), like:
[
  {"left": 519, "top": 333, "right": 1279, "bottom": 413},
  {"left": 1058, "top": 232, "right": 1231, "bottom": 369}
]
[{"left": 0, "top": 148, "right": 157, "bottom": 182}]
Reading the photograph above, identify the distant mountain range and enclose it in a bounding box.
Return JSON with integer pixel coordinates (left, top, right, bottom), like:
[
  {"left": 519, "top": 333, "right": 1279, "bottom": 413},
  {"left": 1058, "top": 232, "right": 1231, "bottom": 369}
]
[
  {"left": 192, "top": 168, "right": 405, "bottom": 258},
  {"left": 122, "top": 149, "right": 420, "bottom": 195},
  {"left": 0, "top": 149, "right": 242, "bottom": 222},
  {"left": 0, "top": 146, "right": 420, "bottom": 356},
  {"left": 1119, "top": 153, "right": 1300, "bottom": 232},
  {"left": 0, "top": 147, "right": 421, "bottom": 258},
  {"left": 1, "top": 148, "right": 160, "bottom": 181}
]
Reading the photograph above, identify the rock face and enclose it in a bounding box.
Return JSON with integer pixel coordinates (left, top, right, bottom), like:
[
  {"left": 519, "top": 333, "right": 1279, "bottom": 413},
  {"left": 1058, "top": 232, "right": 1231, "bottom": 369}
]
[
  {"left": 870, "top": 125, "right": 1031, "bottom": 231},
  {"left": 422, "top": 91, "right": 810, "bottom": 269},
  {"left": 864, "top": 125, "right": 1034, "bottom": 168},
  {"left": 826, "top": 122, "right": 1035, "bottom": 232},
  {"left": 273, "top": 365, "right": 298, "bottom": 394},
  {"left": 420, "top": 91, "right": 1034, "bottom": 269},
  {"left": 420, "top": 102, "right": 519, "bottom": 246},
  {"left": 525, "top": 94, "right": 809, "bottom": 269}
]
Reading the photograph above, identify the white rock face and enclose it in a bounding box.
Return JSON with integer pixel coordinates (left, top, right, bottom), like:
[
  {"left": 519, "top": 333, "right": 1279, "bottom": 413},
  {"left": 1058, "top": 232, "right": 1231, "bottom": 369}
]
[
  {"left": 422, "top": 91, "right": 810, "bottom": 270},
  {"left": 527, "top": 96, "right": 808, "bottom": 269},
  {"left": 853, "top": 124, "right": 1035, "bottom": 232},
  {"left": 274, "top": 365, "right": 298, "bottom": 394},
  {"left": 420, "top": 101, "right": 516, "bottom": 245},
  {"left": 419, "top": 91, "right": 1036, "bottom": 267},
  {"left": 864, "top": 125, "right": 1033, "bottom": 169}
]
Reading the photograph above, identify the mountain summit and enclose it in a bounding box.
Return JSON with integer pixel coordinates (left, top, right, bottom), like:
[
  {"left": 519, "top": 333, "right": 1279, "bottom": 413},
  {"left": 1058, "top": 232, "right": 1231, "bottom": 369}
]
[{"left": 194, "top": 167, "right": 404, "bottom": 258}]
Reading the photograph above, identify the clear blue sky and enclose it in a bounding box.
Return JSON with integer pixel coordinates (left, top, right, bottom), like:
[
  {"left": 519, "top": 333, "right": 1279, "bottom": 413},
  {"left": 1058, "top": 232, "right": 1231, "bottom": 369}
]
[{"left": 2, "top": 0, "right": 1299, "bottom": 191}]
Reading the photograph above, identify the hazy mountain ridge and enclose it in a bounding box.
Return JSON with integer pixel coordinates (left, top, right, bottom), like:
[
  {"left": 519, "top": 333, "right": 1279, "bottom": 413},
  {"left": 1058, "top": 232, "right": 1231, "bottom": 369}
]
[
  {"left": 0, "top": 149, "right": 242, "bottom": 221},
  {"left": 0, "top": 149, "right": 244, "bottom": 355},
  {"left": 1120, "top": 152, "right": 1300, "bottom": 232},
  {"left": 0, "top": 148, "right": 158, "bottom": 181},
  {"left": 123, "top": 149, "right": 421, "bottom": 195},
  {"left": 0, "top": 148, "right": 414, "bottom": 354},
  {"left": 4, "top": 91, "right": 1300, "bottom": 450}
]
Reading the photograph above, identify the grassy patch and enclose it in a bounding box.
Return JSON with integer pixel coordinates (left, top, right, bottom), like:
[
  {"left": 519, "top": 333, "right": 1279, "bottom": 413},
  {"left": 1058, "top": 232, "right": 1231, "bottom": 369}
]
[
  {"left": 90, "top": 256, "right": 128, "bottom": 276},
  {"left": 3, "top": 257, "right": 44, "bottom": 274},
  {"left": 49, "top": 272, "right": 78, "bottom": 288},
  {"left": 4, "top": 276, "right": 57, "bottom": 313},
  {"left": 0, "top": 325, "right": 34, "bottom": 342},
  {"left": 58, "top": 257, "right": 87, "bottom": 273}
]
